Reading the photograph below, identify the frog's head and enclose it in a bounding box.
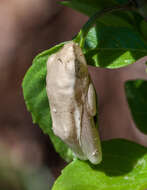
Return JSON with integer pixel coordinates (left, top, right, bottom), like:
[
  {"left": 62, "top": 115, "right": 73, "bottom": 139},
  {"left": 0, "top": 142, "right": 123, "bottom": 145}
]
[{"left": 47, "top": 41, "right": 89, "bottom": 92}]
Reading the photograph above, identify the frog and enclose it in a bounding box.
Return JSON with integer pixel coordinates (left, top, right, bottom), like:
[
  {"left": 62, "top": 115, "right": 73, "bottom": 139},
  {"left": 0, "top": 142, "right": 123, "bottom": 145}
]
[{"left": 46, "top": 41, "right": 102, "bottom": 164}]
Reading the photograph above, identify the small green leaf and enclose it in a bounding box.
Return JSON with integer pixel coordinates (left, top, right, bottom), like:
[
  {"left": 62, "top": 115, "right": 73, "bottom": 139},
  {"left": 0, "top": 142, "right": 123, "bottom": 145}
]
[
  {"left": 22, "top": 42, "right": 74, "bottom": 162},
  {"left": 125, "top": 80, "right": 147, "bottom": 134},
  {"left": 84, "top": 23, "right": 147, "bottom": 68},
  {"left": 52, "top": 139, "right": 147, "bottom": 190}
]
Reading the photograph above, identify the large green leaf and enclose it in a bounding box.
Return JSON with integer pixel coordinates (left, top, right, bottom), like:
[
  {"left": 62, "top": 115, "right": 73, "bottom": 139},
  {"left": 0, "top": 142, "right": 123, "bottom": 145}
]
[
  {"left": 84, "top": 23, "right": 147, "bottom": 68},
  {"left": 62, "top": 1, "right": 147, "bottom": 69},
  {"left": 61, "top": 0, "right": 136, "bottom": 34},
  {"left": 22, "top": 42, "right": 74, "bottom": 162},
  {"left": 61, "top": 0, "right": 128, "bottom": 16},
  {"left": 61, "top": 0, "right": 136, "bottom": 29},
  {"left": 125, "top": 80, "right": 147, "bottom": 134},
  {"left": 52, "top": 139, "right": 147, "bottom": 190},
  {"left": 61, "top": 0, "right": 147, "bottom": 46}
]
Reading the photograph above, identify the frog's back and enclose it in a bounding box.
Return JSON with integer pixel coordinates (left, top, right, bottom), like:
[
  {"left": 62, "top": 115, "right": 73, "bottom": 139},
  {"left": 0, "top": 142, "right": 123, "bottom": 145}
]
[{"left": 46, "top": 42, "right": 84, "bottom": 141}]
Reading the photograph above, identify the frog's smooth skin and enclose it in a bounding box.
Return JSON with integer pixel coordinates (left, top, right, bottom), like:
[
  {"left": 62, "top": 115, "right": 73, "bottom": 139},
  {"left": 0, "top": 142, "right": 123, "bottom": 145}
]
[{"left": 46, "top": 41, "right": 102, "bottom": 164}]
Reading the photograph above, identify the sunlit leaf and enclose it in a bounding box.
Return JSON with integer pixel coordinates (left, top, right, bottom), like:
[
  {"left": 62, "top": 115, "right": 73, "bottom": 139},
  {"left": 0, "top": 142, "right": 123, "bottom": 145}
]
[
  {"left": 52, "top": 139, "right": 147, "bottom": 190},
  {"left": 84, "top": 23, "right": 147, "bottom": 68}
]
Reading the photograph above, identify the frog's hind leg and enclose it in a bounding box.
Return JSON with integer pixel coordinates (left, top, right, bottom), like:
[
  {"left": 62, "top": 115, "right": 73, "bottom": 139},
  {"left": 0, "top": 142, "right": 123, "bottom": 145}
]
[{"left": 80, "top": 109, "right": 102, "bottom": 165}]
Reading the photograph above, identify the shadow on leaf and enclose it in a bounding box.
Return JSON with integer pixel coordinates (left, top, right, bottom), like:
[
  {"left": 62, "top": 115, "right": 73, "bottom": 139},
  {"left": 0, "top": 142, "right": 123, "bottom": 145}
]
[{"left": 89, "top": 139, "right": 147, "bottom": 177}]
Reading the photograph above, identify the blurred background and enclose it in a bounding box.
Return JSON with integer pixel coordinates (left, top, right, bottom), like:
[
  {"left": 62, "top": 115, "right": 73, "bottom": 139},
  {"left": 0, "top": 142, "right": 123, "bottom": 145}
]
[{"left": 0, "top": 0, "right": 147, "bottom": 189}]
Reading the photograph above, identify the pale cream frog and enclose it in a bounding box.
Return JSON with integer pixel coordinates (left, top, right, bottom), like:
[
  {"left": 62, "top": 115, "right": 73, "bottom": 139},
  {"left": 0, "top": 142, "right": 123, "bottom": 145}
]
[{"left": 46, "top": 41, "right": 102, "bottom": 164}]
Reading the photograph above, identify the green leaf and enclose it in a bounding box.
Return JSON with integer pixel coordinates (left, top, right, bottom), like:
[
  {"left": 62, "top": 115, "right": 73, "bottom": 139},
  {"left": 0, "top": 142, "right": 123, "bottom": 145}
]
[
  {"left": 22, "top": 42, "right": 74, "bottom": 162},
  {"left": 61, "top": 0, "right": 130, "bottom": 17},
  {"left": 61, "top": 0, "right": 136, "bottom": 35},
  {"left": 84, "top": 23, "right": 147, "bottom": 68},
  {"left": 61, "top": 0, "right": 100, "bottom": 16},
  {"left": 125, "top": 80, "right": 147, "bottom": 134},
  {"left": 94, "top": 12, "right": 134, "bottom": 29},
  {"left": 61, "top": 0, "right": 136, "bottom": 29},
  {"left": 52, "top": 139, "right": 147, "bottom": 190},
  {"left": 62, "top": 1, "right": 147, "bottom": 69},
  {"left": 62, "top": 0, "right": 147, "bottom": 44}
]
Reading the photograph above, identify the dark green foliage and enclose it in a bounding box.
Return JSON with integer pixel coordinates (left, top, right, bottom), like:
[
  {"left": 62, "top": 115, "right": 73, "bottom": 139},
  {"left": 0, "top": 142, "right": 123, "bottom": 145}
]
[{"left": 125, "top": 80, "right": 147, "bottom": 134}]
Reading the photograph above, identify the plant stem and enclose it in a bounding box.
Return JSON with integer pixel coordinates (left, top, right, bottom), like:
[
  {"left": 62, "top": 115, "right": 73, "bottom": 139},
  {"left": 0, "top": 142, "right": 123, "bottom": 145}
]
[{"left": 78, "top": 1, "right": 134, "bottom": 48}]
